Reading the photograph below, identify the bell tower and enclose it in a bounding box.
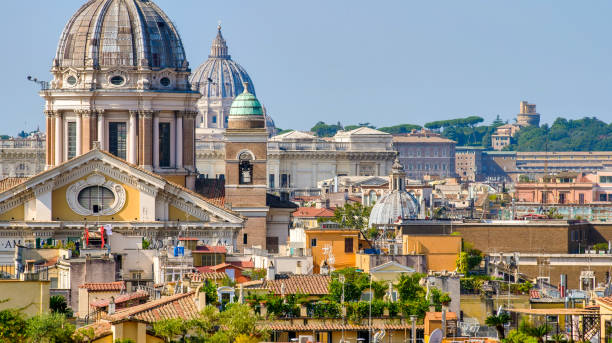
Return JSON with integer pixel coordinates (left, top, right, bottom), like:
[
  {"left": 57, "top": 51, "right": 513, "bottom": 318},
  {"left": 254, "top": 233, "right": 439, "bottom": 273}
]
[{"left": 224, "top": 83, "right": 269, "bottom": 250}]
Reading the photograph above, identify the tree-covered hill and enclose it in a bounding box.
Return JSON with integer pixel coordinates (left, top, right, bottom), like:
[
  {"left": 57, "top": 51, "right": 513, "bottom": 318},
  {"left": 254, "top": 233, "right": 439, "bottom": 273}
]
[{"left": 507, "top": 117, "right": 612, "bottom": 151}]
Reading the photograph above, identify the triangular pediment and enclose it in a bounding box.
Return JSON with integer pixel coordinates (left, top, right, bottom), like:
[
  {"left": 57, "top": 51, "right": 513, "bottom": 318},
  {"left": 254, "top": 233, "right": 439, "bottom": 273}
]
[
  {"left": 371, "top": 261, "right": 416, "bottom": 274},
  {"left": 0, "top": 149, "right": 243, "bottom": 225}
]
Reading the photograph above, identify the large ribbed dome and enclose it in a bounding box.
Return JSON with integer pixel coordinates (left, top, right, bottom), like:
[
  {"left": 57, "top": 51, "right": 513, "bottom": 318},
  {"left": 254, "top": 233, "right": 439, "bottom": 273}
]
[
  {"left": 55, "top": 0, "right": 187, "bottom": 69},
  {"left": 369, "top": 159, "right": 419, "bottom": 225},
  {"left": 190, "top": 26, "right": 255, "bottom": 98}
]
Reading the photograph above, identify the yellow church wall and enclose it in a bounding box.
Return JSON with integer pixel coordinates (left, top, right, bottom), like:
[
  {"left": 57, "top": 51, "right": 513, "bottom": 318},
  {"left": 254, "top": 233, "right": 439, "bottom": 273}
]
[
  {"left": 52, "top": 174, "right": 141, "bottom": 221},
  {"left": 160, "top": 174, "right": 186, "bottom": 187},
  {"left": 169, "top": 205, "right": 199, "bottom": 221},
  {"left": 0, "top": 204, "right": 24, "bottom": 221}
]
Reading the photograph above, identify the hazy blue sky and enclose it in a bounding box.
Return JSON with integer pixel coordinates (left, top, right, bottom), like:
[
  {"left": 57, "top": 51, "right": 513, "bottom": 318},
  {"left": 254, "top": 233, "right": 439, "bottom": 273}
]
[{"left": 2, "top": 0, "right": 612, "bottom": 135}]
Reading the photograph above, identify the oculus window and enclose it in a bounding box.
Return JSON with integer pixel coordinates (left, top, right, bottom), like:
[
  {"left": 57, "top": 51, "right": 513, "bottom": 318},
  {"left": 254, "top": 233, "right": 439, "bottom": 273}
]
[{"left": 78, "top": 186, "right": 115, "bottom": 214}]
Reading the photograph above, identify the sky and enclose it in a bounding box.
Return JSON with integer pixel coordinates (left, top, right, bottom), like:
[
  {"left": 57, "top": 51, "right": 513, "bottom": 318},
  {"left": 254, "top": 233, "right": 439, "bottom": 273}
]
[{"left": 1, "top": 0, "right": 612, "bottom": 135}]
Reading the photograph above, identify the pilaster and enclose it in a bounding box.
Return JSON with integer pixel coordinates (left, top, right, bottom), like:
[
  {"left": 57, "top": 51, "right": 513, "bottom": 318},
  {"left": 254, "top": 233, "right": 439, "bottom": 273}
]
[{"left": 139, "top": 110, "right": 154, "bottom": 168}]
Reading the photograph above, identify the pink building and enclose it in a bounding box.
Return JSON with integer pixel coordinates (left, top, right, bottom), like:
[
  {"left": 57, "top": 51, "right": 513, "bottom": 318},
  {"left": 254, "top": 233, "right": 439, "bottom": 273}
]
[{"left": 515, "top": 171, "right": 612, "bottom": 204}]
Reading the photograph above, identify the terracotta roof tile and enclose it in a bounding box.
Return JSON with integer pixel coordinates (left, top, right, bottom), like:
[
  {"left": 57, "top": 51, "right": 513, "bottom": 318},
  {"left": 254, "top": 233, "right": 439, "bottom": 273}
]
[
  {"left": 195, "top": 178, "right": 225, "bottom": 207},
  {"left": 293, "top": 207, "right": 335, "bottom": 218},
  {"left": 187, "top": 272, "right": 227, "bottom": 282},
  {"left": 90, "top": 291, "right": 149, "bottom": 308},
  {"left": 425, "top": 312, "right": 458, "bottom": 321},
  {"left": 79, "top": 281, "right": 125, "bottom": 292},
  {"left": 229, "top": 260, "right": 255, "bottom": 269},
  {"left": 262, "top": 322, "right": 424, "bottom": 331},
  {"left": 0, "top": 177, "right": 28, "bottom": 192},
  {"left": 194, "top": 245, "right": 227, "bottom": 253},
  {"left": 597, "top": 296, "right": 612, "bottom": 308},
  {"left": 76, "top": 320, "right": 112, "bottom": 340},
  {"left": 106, "top": 292, "right": 199, "bottom": 323},
  {"left": 265, "top": 275, "right": 331, "bottom": 295}
]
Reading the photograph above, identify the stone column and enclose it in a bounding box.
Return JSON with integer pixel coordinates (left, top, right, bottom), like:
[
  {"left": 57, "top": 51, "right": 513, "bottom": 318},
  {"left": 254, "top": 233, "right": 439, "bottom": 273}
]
[
  {"left": 97, "top": 110, "right": 105, "bottom": 150},
  {"left": 44, "top": 110, "right": 54, "bottom": 169},
  {"left": 153, "top": 112, "right": 160, "bottom": 169},
  {"left": 129, "top": 110, "right": 138, "bottom": 164},
  {"left": 54, "top": 112, "right": 63, "bottom": 165},
  {"left": 75, "top": 111, "right": 82, "bottom": 156},
  {"left": 176, "top": 112, "right": 183, "bottom": 168}
]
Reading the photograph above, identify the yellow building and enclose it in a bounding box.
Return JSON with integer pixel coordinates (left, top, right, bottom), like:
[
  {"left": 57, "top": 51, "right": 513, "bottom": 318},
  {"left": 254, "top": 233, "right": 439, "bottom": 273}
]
[
  {"left": 368, "top": 260, "right": 416, "bottom": 282},
  {"left": 0, "top": 280, "right": 50, "bottom": 317},
  {"left": 305, "top": 226, "right": 359, "bottom": 273},
  {"left": 402, "top": 235, "right": 461, "bottom": 272}
]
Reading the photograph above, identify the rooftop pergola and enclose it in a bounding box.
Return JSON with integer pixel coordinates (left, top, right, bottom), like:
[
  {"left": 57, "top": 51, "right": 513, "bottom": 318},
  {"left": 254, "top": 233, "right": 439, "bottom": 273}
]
[{"left": 507, "top": 307, "right": 600, "bottom": 342}]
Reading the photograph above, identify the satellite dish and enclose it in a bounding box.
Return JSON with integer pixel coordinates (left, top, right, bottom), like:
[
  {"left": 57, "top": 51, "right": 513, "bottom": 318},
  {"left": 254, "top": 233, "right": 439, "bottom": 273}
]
[{"left": 429, "top": 329, "right": 443, "bottom": 343}]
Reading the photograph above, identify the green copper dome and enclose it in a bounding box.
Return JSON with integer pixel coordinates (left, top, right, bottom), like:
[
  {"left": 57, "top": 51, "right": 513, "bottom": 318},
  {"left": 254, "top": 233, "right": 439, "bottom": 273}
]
[{"left": 229, "top": 83, "right": 264, "bottom": 117}]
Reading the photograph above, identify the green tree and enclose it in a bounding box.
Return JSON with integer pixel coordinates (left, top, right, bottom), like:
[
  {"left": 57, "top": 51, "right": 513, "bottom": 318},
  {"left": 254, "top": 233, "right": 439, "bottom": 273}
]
[
  {"left": 190, "top": 305, "right": 220, "bottom": 338},
  {"left": 485, "top": 313, "right": 511, "bottom": 339},
  {"left": 219, "top": 304, "right": 267, "bottom": 342},
  {"left": 378, "top": 124, "right": 421, "bottom": 134},
  {"left": 26, "top": 313, "right": 76, "bottom": 343},
  {"left": 0, "top": 309, "right": 27, "bottom": 341},
  {"left": 324, "top": 202, "right": 372, "bottom": 231},
  {"left": 428, "top": 288, "right": 451, "bottom": 311},
  {"left": 153, "top": 318, "right": 190, "bottom": 343},
  {"left": 397, "top": 273, "right": 426, "bottom": 302},
  {"left": 311, "top": 121, "right": 343, "bottom": 137},
  {"left": 50, "top": 295, "right": 73, "bottom": 317},
  {"left": 199, "top": 280, "right": 218, "bottom": 304}
]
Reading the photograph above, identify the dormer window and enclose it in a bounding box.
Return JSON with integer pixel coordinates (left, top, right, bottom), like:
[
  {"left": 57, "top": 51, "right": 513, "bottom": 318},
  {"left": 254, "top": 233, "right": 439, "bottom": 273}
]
[{"left": 239, "top": 152, "right": 253, "bottom": 185}]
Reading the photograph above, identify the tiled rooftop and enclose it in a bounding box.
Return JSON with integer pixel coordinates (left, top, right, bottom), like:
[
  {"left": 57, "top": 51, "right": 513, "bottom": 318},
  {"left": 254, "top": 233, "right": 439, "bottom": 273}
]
[
  {"left": 79, "top": 281, "right": 125, "bottom": 292},
  {"left": 265, "top": 275, "right": 331, "bottom": 295},
  {"left": 106, "top": 292, "right": 199, "bottom": 323},
  {"left": 293, "top": 207, "right": 335, "bottom": 218},
  {"left": 90, "top": 291, "right": 149, "bottom": 308}
]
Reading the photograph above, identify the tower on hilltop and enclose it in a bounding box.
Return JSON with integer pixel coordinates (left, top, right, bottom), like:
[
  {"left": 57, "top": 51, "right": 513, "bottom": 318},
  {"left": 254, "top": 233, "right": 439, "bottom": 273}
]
[{"left": 516, "top": 101, "right": 540, "bottom": 127}]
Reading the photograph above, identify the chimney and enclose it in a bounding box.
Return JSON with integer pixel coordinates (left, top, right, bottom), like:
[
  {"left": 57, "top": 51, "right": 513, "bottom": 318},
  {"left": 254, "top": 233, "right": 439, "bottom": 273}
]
[
  {"left": 196, "top": 288, "right": 207, "bottom": 311},
  {"left": 266, "top": 261, "right": 276, "bottom": 281},
  {"left": 108, "top": 297, "right": 116, "bottom": 315},
  {"left": 295, "top": 261, "right": 302, "bottom": 275}
]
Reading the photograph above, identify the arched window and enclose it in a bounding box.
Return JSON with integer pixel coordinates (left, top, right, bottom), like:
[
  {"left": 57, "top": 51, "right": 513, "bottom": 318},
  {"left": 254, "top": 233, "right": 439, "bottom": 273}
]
[{"left": 239, "top": 152, "right": 253, "bottom": 185}]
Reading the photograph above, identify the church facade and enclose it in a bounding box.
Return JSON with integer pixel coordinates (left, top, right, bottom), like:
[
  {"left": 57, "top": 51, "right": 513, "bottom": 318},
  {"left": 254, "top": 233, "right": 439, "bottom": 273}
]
[{"left": 0, "top": 0, "right": 302, "bottom": 275}]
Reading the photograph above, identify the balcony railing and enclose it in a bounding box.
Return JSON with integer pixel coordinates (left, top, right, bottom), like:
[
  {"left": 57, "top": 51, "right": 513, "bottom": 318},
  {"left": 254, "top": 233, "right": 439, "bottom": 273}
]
[{"left": 0, "top": 139, "right": 45, "bottom": 149}]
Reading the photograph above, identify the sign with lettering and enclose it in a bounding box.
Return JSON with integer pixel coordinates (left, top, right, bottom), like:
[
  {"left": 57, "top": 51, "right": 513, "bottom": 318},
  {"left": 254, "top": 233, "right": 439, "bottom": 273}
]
[{"left": 0, "top": 238, "right": 23, "bottom": 252}]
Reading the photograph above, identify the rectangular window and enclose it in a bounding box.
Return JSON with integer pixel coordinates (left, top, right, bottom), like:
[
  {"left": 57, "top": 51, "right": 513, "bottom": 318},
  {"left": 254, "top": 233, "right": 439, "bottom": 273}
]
[
  {"left": 109, "top": 122, "right": 127, "bottom": 159},
  {"left": 579, "top": 194, "right": 585, "bottom": 205},
  {"left": 266, "top": 237, "right": 279, "bottom": 254},
  {"left": 269, "top": 174, "right": 275, "bottom": 189},
  {"left": 159, "top": 122, "right": 171, "bottom": 167},
  {"left": 601, "top": 194, "right": 608, "bottom": 201},
  {"left": 243, "top": 234, "right": 248, "bottom": 245},
  {"left": 601, "top": 176, "right": 612, "bottom": 183},
  {"left": 67, "top": 122, "right": 77, "bottom": 159},
  {"left": 281, "top": 174, "right": 289, "bottom": 188},
  {"left": 311, "top": 238, "right": 317, "bottom": 247},
  {"left": 345, "top": 238, "right": 354, "bottom": 253},
  {"left": 212, "top": 116, "right": 217, "bottom": 124}
]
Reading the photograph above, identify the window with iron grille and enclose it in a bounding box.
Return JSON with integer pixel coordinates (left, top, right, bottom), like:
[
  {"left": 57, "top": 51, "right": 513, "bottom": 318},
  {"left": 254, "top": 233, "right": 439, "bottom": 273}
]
[
  {"left": 109, "top": 122, "right": 127, "bottom": 159},
  {"left": 159, "top": 122, "right": 171, "bottom": 167},
  {"left": 67, "top": 122, "right": 77, "bottom": 159}
]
